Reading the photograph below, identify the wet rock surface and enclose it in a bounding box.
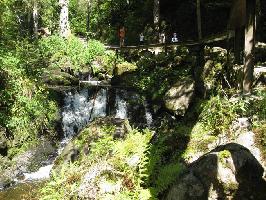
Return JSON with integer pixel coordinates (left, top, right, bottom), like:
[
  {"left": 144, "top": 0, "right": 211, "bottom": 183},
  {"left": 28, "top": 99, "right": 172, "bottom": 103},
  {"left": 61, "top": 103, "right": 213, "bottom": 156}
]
[{"left": 0, "top": 139, "right": 56, "bottom": 190}]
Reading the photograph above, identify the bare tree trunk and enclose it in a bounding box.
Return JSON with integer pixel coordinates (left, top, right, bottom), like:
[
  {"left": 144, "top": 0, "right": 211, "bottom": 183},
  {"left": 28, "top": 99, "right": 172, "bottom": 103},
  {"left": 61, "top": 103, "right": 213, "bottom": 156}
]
[
  {"left": 243, "top": 0, "right": 256, "bottom": 94},
  {"left": 228, "top": 0, "right": 246, "bottom": 65},
  {"left": 196, "top": 0, "right": 202, "bottom": 40},
  {"left": 234, "top": 27, "right": 244, "bottom": 64},
  {"left": 153, "top": 0, "right": 160, "bottom": 41},
  {"left": 33, "top": 0, "right": 38, "bottom": 38},
  {"left": 86, "top": 0, "right": 91, "bottom": 39},
  {"left": 59, "top": 0, "right": 70, "bottom": 38}
]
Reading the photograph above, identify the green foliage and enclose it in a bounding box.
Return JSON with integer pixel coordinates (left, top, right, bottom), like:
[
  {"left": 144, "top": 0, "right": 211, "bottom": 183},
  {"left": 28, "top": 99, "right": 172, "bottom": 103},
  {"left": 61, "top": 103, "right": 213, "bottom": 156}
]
[
  {"left": 69, "top": 0, "right": 87, "bottom": 35},
  {"left": 39, "top": 35, "right": 105, "bottom": 73},
  {"left": 154, "top": 163, "right": 183, "bottom": 194},
  {"left": 41, "top": 120, "right": 156, "bottom": 200},
  {"left": 120, "top": 47, "right": 192, "bottom": 101},
  {"left": 199, "top": 94, "right": 245, "bottom": 135},
  {"left": 40, "top": 163, "right": 81, "bottom": 200},
  {"left": 0, "top": 42, "right": 59, "bottom": 157}
]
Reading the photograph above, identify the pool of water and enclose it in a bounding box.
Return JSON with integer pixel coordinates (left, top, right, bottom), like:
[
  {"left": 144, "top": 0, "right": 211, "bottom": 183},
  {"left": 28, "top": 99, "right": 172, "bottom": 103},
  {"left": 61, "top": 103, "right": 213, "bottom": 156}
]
[{"left": 0, "top": 182, "right": 44, "bottom": 200}]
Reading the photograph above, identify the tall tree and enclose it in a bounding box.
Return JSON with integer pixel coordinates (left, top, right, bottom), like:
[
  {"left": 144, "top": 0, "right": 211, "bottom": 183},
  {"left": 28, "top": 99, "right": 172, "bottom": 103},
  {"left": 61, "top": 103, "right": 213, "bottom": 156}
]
[
  {"left": 153, "top": 0, "right": 160, "bottom": 40},
  {"left": 196, "top": 0, "right": 202, "bottom": 40},
  {"left": 32, "top": 0, "right": 39, "bottom": 38},
  {"left": 243, "top": 0, "right": 256, "bottom": 93},
  {"left": 59, "top": 0, "right": 70, "bottom": 38},
  {"left": 228, "top": 0, "right": 246, "bottom": 64},
  {"left": 86, "top": 0, "right": 91, "bottom": 39}
]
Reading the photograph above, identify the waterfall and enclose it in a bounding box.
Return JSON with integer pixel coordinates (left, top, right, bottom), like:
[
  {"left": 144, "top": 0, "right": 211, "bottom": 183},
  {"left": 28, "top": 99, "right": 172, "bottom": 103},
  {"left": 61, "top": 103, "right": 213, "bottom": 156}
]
[
  {"left": 144, "top": 101, "right": 153, "bottom": 127},
  {"left": 19, "top": 87, "right": 153, "bottom": 182},
  {"left": 115, "top": 91, "right": 127, "bottom": 119},
  {"left": 62, "top": 88, "right": 107, "bottom": 139}
]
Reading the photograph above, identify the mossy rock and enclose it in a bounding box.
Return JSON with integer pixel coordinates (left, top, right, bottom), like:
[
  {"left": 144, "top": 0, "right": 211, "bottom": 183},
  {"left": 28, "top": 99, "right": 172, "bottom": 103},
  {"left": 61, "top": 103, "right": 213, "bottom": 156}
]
[
  {"left": 164, "top": 77, "right": 195, "bottom": 116},
  {"left": 54, "top": 117, "right": 132, "bottom": 167},
  {"left": 166, "top": 143, "right": 266, "bottom": 200},
  {"left": 114, "top": 62, "right": 137, "bottom": 76},
  {"left": 0, "top": 127, "right": 7, "bottom": 156},
  {"left": 42, "top": 70, "right": 79, "bottom": 86}
]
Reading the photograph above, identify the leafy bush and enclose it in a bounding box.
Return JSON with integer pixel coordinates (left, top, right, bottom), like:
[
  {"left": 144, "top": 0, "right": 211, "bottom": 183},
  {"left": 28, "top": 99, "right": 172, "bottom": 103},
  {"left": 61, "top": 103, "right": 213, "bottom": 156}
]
[
  {"left": 40, "top": 163, "right": 82, "bottom": 200},
  {"left": 39, "top": 35, "right": 105, "bottom": 72},
  {"left": 199, "top": 94, "right": 246, "bottom": 135},
  {"left": 0, "top": 44, "right": 59, "bottom": 157}
]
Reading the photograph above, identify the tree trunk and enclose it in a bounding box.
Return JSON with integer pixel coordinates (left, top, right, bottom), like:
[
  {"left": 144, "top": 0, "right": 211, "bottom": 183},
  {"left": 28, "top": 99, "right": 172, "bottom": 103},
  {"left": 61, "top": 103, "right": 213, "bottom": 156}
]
[
  {"left": 153, "top": 0, "right": 160, "bottom": 40},
  {"left": 234, "top": 27, "right": 244, "bottom": 64},
  {"left": 59, "top": 0, "right": 70, "bottom": 38},
  {"left": 86, "top": 0, "right": 91, "bottom": 39},
  {"left": 33, "top": 0, "right": 38, "bottom": 38},
  {"left": 196, "top": 0, "right": 202, "bottom": 40},
  {"left": 243, "top": 0, "right": 256, "bottom": 94}
]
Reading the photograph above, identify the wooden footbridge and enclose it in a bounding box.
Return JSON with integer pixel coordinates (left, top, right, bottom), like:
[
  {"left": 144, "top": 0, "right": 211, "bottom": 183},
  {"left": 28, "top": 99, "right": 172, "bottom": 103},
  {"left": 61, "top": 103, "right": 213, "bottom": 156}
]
[{"left": 105, "top": 31, "right": 235, "bottom": 53}]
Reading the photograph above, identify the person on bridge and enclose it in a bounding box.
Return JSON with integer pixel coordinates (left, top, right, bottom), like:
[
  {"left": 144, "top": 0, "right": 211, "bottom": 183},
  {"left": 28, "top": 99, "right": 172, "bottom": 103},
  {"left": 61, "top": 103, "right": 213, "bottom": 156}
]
[
  {"left": 171, "top": 33, "right": 178, "bottom": 42},
  {"left": 139, "top": 33, "right": 144, "bottom": 45},
  {"left": 119, "top": 26, "right": 125, "bottom": 47},
  {"left": 159, "top": 33, "right": 166, "bottom": 43}
]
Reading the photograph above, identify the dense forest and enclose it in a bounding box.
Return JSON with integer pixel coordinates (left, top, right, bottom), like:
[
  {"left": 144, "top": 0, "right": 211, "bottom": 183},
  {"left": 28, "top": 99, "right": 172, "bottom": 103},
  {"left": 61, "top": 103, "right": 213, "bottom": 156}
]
[{"left": 0, "top": 0, "right": 266, "bottom": 199}]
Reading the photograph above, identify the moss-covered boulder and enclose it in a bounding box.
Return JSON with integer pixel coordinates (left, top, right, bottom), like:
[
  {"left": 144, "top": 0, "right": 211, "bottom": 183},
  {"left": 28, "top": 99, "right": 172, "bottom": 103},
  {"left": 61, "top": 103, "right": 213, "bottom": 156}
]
[
  {"left": 42, "top": 117, "right": 153, "bottom": 200},
  {"left": 42, "top": 68, "right": 79, "bottom": 86},
  {"left": 54, "top": 117, "right": 132, "bottom": 166},
  {"left": 0, "top": 127, "right": 7, "bottom": 156},
  {"left": 164, "top": 77, "right": 195, "bottom": 116},
  {"left": 165, "top": 143, "right": 266, "bottom": 200},
  {"left": 113, "top": 61, "right": 137, "bottom": 76}
]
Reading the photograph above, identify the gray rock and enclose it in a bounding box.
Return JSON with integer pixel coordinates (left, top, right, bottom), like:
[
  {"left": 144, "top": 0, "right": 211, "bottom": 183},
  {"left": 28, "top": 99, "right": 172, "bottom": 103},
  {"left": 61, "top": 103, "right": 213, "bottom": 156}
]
[
  {"left": 0, "top": 127, "right": 7, "bottom": 156},
  {"left": 164, "top": 77, "right": 195, "bottom": 116},
  {"left": 78, "top": 162, "right": 122, "bottom": 199},
  {"left": 165, "top": 143, "right": 266, "bottom": 200},
  {"left": 231, "top": 118, "right": 251, "bottom": 134},
  {"left": 0, "top": 139, "right": 56, "bottom": 190}
]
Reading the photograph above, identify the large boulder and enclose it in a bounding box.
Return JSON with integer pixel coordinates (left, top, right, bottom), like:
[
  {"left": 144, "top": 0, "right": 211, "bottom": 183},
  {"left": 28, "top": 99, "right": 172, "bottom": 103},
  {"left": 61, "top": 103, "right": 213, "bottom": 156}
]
[
  {"left": 113, "top": 62, "right": 137, "bottom": 76},
  {"left": 54, "top": 117, "right": 132, "bottom": 166},
  {"left": 42, "top": 68, "right": 79, "bottom": 86},
  {"left": 165, "top": 143, "right": 266, "bottom": 200},
  {"left": 164, "top": 77, "right": 195, "bottom": 116},
  {"left": 0, "top": 127, "right": 7, "bottom": 156},
  {"left": 254, "top": 67, "right": 266, "bottom": 86}
]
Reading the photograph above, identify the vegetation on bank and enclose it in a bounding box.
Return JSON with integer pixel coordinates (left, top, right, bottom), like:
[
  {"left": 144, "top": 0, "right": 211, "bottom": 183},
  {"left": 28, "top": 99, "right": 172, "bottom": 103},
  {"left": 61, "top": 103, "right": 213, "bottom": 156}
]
[{"left": 0, "top": 42, "right": 59, "bottom": 158}]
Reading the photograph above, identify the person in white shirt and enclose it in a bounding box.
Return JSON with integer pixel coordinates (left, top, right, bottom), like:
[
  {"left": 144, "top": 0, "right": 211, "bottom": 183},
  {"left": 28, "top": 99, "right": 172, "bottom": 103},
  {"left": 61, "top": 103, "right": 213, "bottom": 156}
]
[
  {"left": 139, "top": 33, "right": 144, "bottom": 45},
  {"left": 160, "top": 33, "right": 165, "bottom": 43},
  {"left": 171, "top": 33, "right": 178, "bottom": 42}
]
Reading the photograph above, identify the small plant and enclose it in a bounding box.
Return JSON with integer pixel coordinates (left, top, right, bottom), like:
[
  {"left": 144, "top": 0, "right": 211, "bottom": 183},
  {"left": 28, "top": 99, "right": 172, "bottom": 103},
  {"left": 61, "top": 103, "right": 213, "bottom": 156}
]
[
  {"left": 199, "top": 94, "right": 246, "bottom": 135},
  {"left": 40, "top": 163, "right": 82, "bottom": 200}
]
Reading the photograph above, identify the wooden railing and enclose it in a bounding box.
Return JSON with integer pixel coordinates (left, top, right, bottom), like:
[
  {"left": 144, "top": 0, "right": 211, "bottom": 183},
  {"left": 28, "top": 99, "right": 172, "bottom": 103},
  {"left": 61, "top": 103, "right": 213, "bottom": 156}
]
[{"left": 105, "top": 31, "right": 235, "bottom": 51}]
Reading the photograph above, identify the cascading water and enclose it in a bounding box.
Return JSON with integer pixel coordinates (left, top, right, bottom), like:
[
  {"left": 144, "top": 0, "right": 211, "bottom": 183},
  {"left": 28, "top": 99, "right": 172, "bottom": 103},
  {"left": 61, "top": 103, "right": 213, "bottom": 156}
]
[
  {"left": 21, "top": 88, "right": 108, "bottom": 182},
  {"left": 62, "top": 88, "right": 107, "bottom": 139},
  {"left": 115, "top": 91, "right": 127, "bottom": 119},
  {"left": 144, "top": 101, "right": 153, "bottom": 127}
]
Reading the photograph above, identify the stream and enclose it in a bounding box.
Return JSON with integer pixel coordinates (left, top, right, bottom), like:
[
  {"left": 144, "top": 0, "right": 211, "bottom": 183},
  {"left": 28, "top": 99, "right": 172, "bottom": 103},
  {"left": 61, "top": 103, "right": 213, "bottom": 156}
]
[{"left": 0, "top": 86, "right": 153, "bottom": 199}]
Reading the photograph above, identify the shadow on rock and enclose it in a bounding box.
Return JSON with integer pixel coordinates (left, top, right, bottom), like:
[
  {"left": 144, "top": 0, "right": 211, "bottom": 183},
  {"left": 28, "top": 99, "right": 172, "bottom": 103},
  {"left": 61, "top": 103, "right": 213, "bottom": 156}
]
[{"left": 164, "top": 143, "right": 266, "bottom": 200}]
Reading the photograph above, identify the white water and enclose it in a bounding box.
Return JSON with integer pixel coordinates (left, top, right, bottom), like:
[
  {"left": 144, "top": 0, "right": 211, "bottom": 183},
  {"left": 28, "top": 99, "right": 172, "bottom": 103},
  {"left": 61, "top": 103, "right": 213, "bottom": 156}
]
[
  {"left": 115, "top": 92, "right": 127, "bottom": 119},
  {"left": 62, "top": 88, "right": 107, "bottom": 138},
  {"left": 144, "top": 101, "right": 153, "bottom": 127},
  {"left": 23, "top": 164, "right": 53, "bottom": 181}
]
